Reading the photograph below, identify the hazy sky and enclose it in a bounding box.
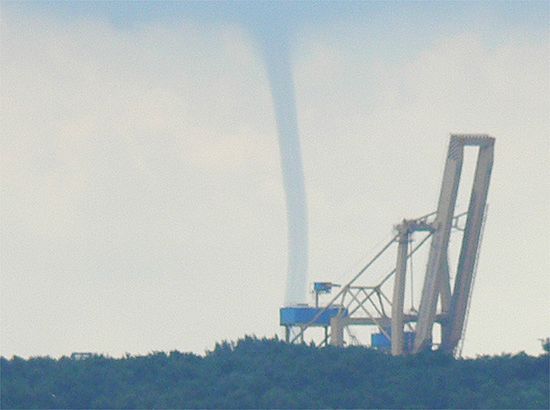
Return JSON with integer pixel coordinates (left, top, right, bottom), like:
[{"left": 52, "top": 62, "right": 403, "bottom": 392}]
[{"left": 1, "top": 1, "right": 549, "bottom": 358}]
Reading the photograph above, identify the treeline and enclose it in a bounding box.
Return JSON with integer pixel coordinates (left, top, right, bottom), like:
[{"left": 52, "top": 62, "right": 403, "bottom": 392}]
[{"left": 1, "top": 337, "right": 548, "bottom": 409}]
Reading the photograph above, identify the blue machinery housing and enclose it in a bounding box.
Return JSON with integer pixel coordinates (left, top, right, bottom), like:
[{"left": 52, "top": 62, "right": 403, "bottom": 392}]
[
  {"left": 280, "top": 305, "right": 348, "bottom": 343},
  {"left": 280, "top": 306, "right": 347, "bottom": 327},
  {"left": 313, "top": 282, "right": 333, "bottom": 294},
  {"left": 371, "top": 331, "right": 415, "bottom": 352}
]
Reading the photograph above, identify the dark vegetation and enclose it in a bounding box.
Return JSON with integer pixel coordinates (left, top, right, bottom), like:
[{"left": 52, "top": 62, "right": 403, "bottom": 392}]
[{"left": 1, "top": 337, "right": 548, "bottom": 409}]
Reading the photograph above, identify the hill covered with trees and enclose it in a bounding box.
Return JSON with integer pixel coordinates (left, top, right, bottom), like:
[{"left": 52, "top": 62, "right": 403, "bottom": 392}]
[{"left": 1, "top": 337, "right": 548, "bottom": 409}]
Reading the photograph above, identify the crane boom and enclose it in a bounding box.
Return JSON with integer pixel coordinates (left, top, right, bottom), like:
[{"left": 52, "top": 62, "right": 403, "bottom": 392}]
[{"left": 414, "top": 135, "right": 494, "bottom": 353}]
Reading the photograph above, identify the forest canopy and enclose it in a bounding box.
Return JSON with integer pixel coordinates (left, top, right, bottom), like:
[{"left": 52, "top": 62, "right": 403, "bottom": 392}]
[{"left": 1, "top": 336, "right": 548, "bottom": 409}]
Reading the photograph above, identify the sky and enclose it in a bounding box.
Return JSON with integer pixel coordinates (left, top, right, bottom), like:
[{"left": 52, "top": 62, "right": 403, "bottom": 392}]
[{"left": 1, "top": 1, "right": 549, "bottom": 358}]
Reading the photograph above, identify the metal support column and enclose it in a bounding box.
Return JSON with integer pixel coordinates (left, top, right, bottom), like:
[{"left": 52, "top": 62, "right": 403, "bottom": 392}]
[
  {"left": 330, "top": 316, "right": 345, "bottom": 347},
  {"left": 391, "top": 222, "right": 409, "bottom": 355},
  {"left": 414, "top": 136, "right": 464, "bottom": 353}
]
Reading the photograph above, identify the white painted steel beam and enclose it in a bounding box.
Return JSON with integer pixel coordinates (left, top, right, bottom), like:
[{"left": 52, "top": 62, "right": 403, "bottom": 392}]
[
  {"left": 414, "top": 134, "right": 494, "bottom": 354},
  {"left": 414, "top": 137, "right": 464, "bottom": 353},
  {"left": 330, "top": 316, "right": 345, "bottom": 346},
  {"left": 440, "top": 253, "right": 452, "bottom": 314},
  {"left": 391, "top": 223, "right": 410, "bottom": 355},
  {"left": 442, "top": 138, "right": 494, "bottom": 353}
]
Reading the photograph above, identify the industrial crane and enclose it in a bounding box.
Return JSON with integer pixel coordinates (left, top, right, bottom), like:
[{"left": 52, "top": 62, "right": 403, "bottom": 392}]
[{"left": 280, "top": 134, "right": 495, "bottom": 356}]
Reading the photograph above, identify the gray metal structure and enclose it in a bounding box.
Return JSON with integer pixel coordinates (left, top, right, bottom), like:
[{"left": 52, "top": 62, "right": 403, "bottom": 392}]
[{"left": 283, "top": 135, "right": 495, "bottom": 356}]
